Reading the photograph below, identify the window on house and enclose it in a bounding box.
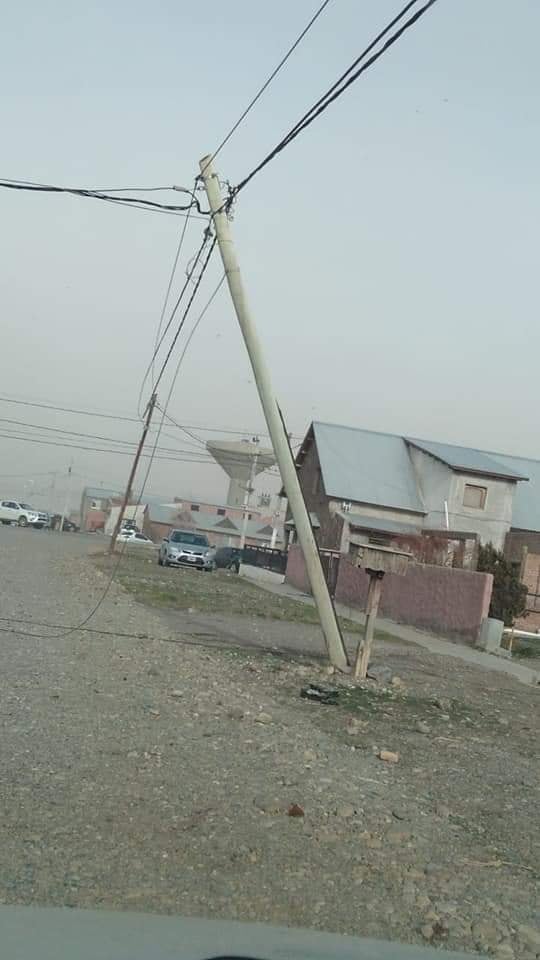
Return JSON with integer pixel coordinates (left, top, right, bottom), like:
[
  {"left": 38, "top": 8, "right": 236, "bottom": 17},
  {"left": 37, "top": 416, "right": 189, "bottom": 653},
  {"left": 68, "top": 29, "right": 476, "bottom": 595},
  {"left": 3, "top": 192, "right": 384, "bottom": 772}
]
[
  {"left": 217, "top": 508, "right": 226, "bottom": 516},
  {"left": 312, "top": 469, "right": 322, "bottom": 495},
  {"left": 463, "top": 484, "right": 487, "bottom": 509},
  {"left": 191, "top": 504, "right": 200, "bottom": 512},
  {"left": 248, "top": 513, "right": 252, "bottom": 520}
]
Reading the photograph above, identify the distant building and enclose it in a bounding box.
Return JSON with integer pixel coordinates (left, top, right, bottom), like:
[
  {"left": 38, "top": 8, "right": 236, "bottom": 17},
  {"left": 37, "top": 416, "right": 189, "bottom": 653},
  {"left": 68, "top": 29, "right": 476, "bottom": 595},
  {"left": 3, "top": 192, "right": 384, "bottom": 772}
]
[
  {"left": 80, "top": 486, "right": 122, "bottom": 532},
  {"left": 146, "top": 503, "right": 282, "bottom": 548},
  {"left": 79, "top": 486, "right": 283, "bottom": 546}
]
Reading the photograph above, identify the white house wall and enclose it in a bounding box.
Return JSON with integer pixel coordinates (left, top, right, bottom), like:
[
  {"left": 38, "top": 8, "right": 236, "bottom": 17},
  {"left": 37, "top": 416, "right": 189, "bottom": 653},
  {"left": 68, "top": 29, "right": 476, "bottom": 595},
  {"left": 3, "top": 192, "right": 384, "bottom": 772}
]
[
  {"left": 408, "top": 445, "right": 515, "bottom": 548},
  {"left": 447, "top": 472, "right": 515, "bottom": 550},
  {"left": 408, "top": 446, "right": 453, "bottom": 527}
]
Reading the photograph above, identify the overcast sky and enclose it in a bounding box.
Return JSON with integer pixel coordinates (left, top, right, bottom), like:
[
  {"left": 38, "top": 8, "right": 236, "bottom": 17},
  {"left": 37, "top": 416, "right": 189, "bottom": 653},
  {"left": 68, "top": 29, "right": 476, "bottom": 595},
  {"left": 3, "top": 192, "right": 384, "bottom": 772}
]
[{"left": 1, "top": 0, "right": 538, "bottom": 512}]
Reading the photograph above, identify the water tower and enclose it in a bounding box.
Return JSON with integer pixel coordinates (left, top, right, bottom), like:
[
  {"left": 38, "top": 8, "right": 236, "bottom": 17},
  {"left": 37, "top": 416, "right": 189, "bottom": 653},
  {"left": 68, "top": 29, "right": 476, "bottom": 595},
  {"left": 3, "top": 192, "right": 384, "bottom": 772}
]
[{"left": 206, "top": 438, "right": 275, "bottom": 508}]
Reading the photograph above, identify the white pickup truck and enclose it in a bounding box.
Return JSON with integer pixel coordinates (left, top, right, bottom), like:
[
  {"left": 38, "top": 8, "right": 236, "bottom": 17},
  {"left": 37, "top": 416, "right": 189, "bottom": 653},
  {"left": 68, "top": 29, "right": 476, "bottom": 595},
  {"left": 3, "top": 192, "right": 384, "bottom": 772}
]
[{"left": 0, "top": 500, "right": 48, "bottom": 528}]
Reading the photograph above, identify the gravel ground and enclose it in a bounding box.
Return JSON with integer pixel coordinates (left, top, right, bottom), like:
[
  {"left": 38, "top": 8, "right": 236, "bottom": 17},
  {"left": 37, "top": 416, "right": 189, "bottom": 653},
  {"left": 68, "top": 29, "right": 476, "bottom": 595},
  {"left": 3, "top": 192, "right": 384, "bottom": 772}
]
[{"left": 1, "top": 527, "right": 539, "bottom": 959}]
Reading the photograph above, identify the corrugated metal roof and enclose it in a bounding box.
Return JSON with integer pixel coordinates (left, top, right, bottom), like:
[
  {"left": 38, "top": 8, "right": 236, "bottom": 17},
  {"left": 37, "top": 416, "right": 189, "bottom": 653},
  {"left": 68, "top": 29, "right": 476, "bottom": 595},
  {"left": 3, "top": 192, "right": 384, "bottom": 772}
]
[
  {"left": 148, "top": 504, "right": 181, "bottom": 525},
  {"left": 407, "top": 438, "right": 528, "bottom": 481},
  {"left": 339, "top": 512, "right": 422, "bottom": 537},
  {"left": 313, "top": 422, "right": 426, "bottom": 515}
]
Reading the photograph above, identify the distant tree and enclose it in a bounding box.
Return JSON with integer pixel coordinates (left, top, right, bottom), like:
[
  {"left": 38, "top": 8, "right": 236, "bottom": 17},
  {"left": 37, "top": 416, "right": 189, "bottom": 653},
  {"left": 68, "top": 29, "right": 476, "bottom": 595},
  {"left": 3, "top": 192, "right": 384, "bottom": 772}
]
[{"left": 477, "top": 543, "right": 528, "bottom": 626}]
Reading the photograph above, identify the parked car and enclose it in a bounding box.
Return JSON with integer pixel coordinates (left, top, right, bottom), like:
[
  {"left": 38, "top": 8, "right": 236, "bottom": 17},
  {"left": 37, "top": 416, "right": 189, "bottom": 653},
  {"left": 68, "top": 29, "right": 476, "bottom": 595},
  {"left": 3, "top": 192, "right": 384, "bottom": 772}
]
[
  {"left": 120, "top": 519, "right": 139, "bottom": 532},
  {"left": 214, "top": 546, "right": 243, "bottom": 572},
  {"left": 159, "top": 530, "right": 215, "bottom": 571},
  {"left": 50, "top": 514, "right": 79, "bottom": 532},
  {"left": 0, "top": 500, "right": 47, "bottom": 528},
  {"left": 117, "top": 530, "right": 154, "bottom": 546}
]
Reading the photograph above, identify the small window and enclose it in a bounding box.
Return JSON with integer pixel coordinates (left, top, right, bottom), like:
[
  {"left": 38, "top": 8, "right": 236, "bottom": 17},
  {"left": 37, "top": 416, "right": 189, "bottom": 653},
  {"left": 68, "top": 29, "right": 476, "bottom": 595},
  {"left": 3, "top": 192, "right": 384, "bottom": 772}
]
[
  {"left": 217, "top": 508, "right": 226, "bottom": 516},
  {"left": 312, "top": 469, "right": 322, "bottom": 495},
  {"left": 463, "top": 483, "right": 487, "bottom": 509},
  {"left": 248, "top": 513, "right": 252, "bottom": 520},
  {"left": 191, "top": 504, "right": 200, "bottom": 512}
]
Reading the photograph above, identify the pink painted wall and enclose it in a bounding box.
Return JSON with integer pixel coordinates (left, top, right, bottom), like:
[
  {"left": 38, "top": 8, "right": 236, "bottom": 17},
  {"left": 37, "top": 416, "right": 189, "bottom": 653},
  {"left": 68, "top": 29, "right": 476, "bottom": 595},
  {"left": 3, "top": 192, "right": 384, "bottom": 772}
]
[{"left": 286, "top": 546, "right": 493, "bottom": 644}]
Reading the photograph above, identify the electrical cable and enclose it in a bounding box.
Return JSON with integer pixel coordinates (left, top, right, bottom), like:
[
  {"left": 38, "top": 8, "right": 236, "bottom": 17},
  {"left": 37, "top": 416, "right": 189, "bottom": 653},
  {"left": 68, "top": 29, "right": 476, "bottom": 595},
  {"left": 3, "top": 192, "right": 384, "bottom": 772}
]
[
  {"left": 0, "top": 615, "right": 268, "bottom": 653},
  {"left": 0, "top": 426, "right": 285, "bottom": 468},
  {"left": 0, "top": 178, "right": 208, "bottom": 214},
  {"left": 0, "top": 415, "right": 245, "bottom": 460},
  {"left": 0, "top": 392, "right": 295, "bottom": 439},
  {"left": 147, "top": 181, "right": 198, "bottom": 413},
  {"left": 0, "top": 430, "right": 259, "bottom": 464},
  {"left": 153, "top": 237, "right": 218, "bottom": 394},
  {"left": 234, "top": 0, "right": 438, "bottom": 195},
  {"left": 204, "top": 0, "right": 334, "bottom": 170},
  {"left": 153, "top": 273, "right": 227, "bottom": 449},
  {"left": 137, "top": 228, "right": 212, "bottom": 413},
  {"left": 4, "top": 235, "right": 219, "bottom": 642},
  {"left": 0, "top": 394, "right": 140, "bottom": 422}
]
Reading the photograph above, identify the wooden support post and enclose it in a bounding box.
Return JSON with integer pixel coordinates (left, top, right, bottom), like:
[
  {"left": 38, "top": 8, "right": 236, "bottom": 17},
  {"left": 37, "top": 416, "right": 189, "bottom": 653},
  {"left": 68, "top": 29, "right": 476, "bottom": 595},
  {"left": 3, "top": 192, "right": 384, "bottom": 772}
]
[{"left": 354, "top": 572, "right": 383, "bottom": 679}]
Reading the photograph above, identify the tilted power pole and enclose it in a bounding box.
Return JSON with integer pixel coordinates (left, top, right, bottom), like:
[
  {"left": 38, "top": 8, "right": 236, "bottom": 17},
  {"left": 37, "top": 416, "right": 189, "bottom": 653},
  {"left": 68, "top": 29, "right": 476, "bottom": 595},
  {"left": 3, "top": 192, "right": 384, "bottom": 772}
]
[
  {"left": 109, "top": 392, "right": 157, "bottom": 553},
  {"left": 199, "top": 155, "right": 348, "bottom": 671}
]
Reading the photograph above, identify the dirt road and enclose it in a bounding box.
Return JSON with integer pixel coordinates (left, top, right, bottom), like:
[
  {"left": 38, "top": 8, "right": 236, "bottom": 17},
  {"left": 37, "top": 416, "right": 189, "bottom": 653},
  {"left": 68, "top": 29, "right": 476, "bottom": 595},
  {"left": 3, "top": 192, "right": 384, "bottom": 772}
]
[{"left": 1, "top": 528, "right": 539, "bottom": 958}]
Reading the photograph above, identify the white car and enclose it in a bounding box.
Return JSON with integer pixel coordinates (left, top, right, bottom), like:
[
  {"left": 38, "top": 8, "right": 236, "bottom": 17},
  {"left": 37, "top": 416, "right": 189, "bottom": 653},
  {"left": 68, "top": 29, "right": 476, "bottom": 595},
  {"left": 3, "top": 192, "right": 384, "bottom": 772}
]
[
  {"left": 117, "top": 529, "right": 154, "bottom": 546},
  {"left": 0, "top": 500, "right": 48, "bottom": 528}
]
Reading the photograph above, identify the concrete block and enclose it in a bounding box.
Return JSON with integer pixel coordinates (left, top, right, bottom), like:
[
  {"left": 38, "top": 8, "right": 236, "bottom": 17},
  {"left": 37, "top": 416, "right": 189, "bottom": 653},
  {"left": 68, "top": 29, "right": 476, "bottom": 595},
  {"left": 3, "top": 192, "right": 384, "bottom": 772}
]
[{"left": 478, "top": 617, "right": 504, "bottom": 653}]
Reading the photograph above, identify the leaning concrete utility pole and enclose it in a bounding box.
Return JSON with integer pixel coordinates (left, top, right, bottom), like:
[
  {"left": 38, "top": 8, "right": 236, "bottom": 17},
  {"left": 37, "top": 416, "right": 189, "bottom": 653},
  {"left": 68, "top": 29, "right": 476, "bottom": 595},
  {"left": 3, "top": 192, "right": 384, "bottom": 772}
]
[
  {"left": 199, "top": 155, "right": 348, "bottom": 670},
  {"left": 109, "top": 392, "right": 157, "bottom": 553}
]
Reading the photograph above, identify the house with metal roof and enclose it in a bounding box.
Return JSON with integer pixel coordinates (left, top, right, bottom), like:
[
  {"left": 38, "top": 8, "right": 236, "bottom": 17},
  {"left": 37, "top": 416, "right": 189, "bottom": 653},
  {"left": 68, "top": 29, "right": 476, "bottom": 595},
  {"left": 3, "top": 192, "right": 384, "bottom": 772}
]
[{"left": 292, "top": 421, "right": 534, "bottom": 556}]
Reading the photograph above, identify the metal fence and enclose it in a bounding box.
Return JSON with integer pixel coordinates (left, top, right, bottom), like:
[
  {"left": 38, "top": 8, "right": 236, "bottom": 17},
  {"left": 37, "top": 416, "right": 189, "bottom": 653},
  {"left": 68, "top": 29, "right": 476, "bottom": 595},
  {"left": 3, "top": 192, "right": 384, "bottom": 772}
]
[{"left": 242, "top": 544, "right": 288, "bottom": 575}]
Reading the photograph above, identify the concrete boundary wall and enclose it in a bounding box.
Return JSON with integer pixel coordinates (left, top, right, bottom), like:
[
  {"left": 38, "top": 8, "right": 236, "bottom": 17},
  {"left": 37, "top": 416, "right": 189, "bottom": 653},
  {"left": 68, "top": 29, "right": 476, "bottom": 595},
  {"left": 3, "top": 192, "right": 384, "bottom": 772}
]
[{"left": 285, "top": 546, "right": 493, "bottom": 644}]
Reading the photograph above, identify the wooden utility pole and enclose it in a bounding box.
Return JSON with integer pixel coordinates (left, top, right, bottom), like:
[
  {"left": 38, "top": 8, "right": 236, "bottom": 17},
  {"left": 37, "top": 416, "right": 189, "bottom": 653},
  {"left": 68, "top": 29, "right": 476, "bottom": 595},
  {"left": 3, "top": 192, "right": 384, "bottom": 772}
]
[
  {"left": 353, "top": 573, "right": 383, "bottom": 679},
  {"left": 199, "top": 155, "right": 348, "bottom": 671},
  {"left": 109, "top": 392, "right": 157, "bottom": 553},
  {"left": 58, "top": 461, "right": 73, "bottom": 534}
]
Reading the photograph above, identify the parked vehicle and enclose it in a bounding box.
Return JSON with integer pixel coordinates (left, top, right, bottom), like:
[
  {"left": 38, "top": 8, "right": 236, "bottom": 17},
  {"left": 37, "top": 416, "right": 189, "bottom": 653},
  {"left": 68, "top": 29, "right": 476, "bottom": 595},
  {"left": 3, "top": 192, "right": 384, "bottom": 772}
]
[
  {"left": 159, "top": 530, "right": 215, "bottom": 571},
  {"left": 50, "top": 514, "right": 79, "bottom": 532},
  {"left": 214, "top": 546, "right": 243, "bottom": 572},
  {"left": 0, "top": 500, "right": 47, "bottom": 528},
  {"left": 117, "top": 530, "right": 154, "bottom": 546},
  {"left": 120, "top": 519, "right": 139, "bottom": 532}
]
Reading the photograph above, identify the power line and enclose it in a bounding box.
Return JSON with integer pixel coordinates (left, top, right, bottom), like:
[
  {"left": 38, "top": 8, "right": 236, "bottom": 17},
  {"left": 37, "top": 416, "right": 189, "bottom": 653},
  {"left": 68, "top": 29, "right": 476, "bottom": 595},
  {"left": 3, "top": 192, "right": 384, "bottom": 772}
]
[
  {"left": 0, "top": 427, "right": 280, "bottom": 469},
  {"left": 154, "top": 272, "right": 227, "bottom": 448},
  {"left": 149, "top": 186, "right": 197, "bottom": 404},
  {"left": 0, "top": 416, "right": 218, "bottom": 458},
  {"left": 0, "top": 394, "right": 141, "bottom": 422},
  {"left": 206, "top": 0, "right": 334, "bottom": 169},
  {"left": 0, "top": 391, "right": 303, "bottom": 440},
  {"left": 90, "top": 263, "right": 226, "bottom": 644},
  {"left": 0, "top": 178, "right": 208, "bottom": 214},
  {"left": 234, "top": 0, "right": 438, "bottom": 195},
  {"left": 153, "top": 236, "right": 218, "bottom": 393},
  {"left": 137, "top": 228, "right": 213, "bottom": 413},
  {"left": 0, "top": 470, "right": 58, "bottom": 479},
  {"left": 0, "top": 430, "right": 236, "bottom": 463}
]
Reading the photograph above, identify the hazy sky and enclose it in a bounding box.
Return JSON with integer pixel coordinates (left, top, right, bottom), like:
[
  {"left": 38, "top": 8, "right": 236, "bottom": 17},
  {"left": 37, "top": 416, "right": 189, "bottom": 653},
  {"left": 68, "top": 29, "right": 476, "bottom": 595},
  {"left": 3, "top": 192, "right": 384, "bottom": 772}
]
[{"left": 1, "top": 1, "right": 539, "bottom": 511}]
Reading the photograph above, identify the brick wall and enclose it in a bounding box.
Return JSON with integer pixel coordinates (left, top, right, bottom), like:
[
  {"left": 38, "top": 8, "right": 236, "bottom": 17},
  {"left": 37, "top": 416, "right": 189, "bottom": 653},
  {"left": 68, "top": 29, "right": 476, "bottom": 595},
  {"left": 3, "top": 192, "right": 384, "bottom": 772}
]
[{"left": 285, "top": 545, "right": 493, "bottom": 644}]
